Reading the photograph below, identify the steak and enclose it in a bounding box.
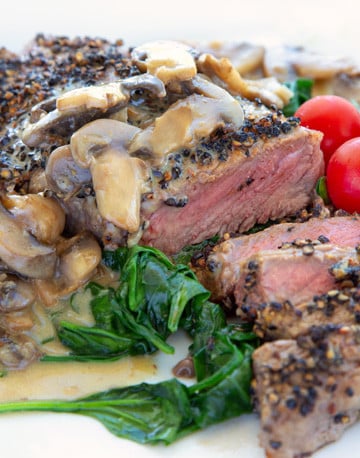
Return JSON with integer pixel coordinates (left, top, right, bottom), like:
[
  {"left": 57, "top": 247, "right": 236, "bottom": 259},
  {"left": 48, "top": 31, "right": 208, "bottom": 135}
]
[
  {"left": 252, "top": 325, "right": 360, "bottom": 458},
  {"left": 254, "top": 284, "right": 360, "bottom": 340},
  {"left": 198, "top": 215, "right": 360, "bottom": 305},
  {"left": 0, "top": 36, "right": 324, "bottom": 256},
  {"left": 140, "top": 124, "right": 323, "bottom": 254},
  {"left": 237, "top": 243, "right": 359, "bottom": 321}
]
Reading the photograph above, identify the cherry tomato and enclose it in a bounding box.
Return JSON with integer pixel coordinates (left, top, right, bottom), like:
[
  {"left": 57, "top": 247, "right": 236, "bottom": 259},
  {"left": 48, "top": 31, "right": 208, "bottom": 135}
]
[
  {"left": 326, "top": 137, "right": 360, "bottom": 213},
  {"left": 294, "top": 95, "right": 360, "bottom": 167}
]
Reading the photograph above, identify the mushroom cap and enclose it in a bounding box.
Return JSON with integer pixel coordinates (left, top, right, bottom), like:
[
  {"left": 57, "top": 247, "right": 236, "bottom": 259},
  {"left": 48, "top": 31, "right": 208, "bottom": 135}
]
[
  {"left": 1, "top": 193, "right": 66, "bottom": 245},
  {"left": 131, "top": 40, "right": 197, "bottom": 84},
  {"left": 0, "top": 203, "right": 57, "bottom": 279},
  {"left": 70, "top": 119, "right": 141, "bottom": 168},
  {"left": 45, "top": 145, "right": 92, "bottom": 195}
]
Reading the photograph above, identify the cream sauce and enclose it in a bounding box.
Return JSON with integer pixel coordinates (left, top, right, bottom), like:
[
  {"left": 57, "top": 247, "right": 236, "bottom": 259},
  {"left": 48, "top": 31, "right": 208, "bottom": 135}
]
[{"left": 0, "top": 355, "right": 157, "bottom": 403}]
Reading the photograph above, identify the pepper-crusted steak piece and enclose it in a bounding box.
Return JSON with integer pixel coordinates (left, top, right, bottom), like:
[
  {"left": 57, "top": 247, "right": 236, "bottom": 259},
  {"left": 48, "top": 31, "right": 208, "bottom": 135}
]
[
  {"left": 252, "top": 325, "right": 360, "bottom": 458},
  {"left": 254, "top": 285, "right": 360, "bottom": 340},
  {"left": 198, "top": 215, "right": 360, "bottom": 304},
  {"left": 236, "top": 243, "right": 359, "bottom": 321},
  {"left": 140, "top": 124, "right": 324, "bottom": 255}
]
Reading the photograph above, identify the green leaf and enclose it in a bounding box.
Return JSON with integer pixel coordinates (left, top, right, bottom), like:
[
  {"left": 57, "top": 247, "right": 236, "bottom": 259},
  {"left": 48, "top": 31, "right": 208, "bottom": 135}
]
[
  {"left": 316, "top": 176, "right": 330, "bottom": 205},
  {"left": 283, "top": 78, "right": 313, "bottom": 117}
]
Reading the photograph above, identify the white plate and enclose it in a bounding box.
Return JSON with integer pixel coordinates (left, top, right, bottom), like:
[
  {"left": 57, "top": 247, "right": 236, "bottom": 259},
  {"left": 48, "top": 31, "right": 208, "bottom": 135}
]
[{"left": 1, "top": 2, "right": 359, "bottom": 456}]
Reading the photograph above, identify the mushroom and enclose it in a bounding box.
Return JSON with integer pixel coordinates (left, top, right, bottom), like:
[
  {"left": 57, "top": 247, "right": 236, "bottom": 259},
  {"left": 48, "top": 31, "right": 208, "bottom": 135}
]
[
  {"left": 70, "top": 119, "right": 150, "bottom": 232},
  {"left": 0, "top": 202, "right": 57, "bottom": 279},
  {"left": 0, "top": 330, "right": 40, "bottom": 369},
  {"left": 131, "top": 40, "right": 197, "bottom": 84},
  {"left": 263, "top": 45, "right": 357, "bottom": 82},
  {"left": 35, "top": 232, "right": 102, "bottom": 307},
  {"left": 1, "top": 193, "right": 66, "bottom": 244},
  {"left": 192, "top": 41, "right": 265, "bottom": 76},
  {"left": 0, "top": 273, "right": 36, "bottom": 312},
  {"left": 45, "top": 145, "right": 92, "bottom": 195},
  {"left": 197, "top": 52, "right": 293, "bottom": 108},
  {"left": 129, "top": 74, "right": 244, "bottom": 163},
  {"left": 22, "top": 74, "right": 166, "bottom": 148}
]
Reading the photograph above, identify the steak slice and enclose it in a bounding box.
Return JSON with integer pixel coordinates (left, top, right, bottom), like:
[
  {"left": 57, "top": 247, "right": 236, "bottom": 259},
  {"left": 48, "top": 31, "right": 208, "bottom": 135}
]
[
  {"left": 140, "top": 125, "right": 323, "bottom": 254},
  {"left": 255, "top": 285, "right": 360, "bottom": 340},
  {"left": 198, "top": 215, "right": 360, "bottom": 304},
  {"left": 237, "top": 243, "right": 359, "bottom": 320},
  {"left": 252, "top": 325, "right": 360, "bottom": 458}
]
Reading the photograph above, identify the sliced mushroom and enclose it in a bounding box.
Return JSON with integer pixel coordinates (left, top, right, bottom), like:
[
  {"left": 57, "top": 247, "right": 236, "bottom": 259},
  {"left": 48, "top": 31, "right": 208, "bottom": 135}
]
[
  {"left": 22, "top": 74, "right": 166, "bottom": 148},
  {"left": 45, "top": 145, "right": 92, "bottom": 195},
  {"left": 197, "top": 52, "right": 293, "bottom": 108},
  {"left": 131, "top": 40, "right": 197, "bottom": 84},
  {"left": 70, "top": 119, "right": 150, "bottom": 232},
  {"left": 263, "top": 45, "right": 357, "bottom": 82},
  {"left": 0, "top": 329, "right": 40, "bottom": 369},
  {"left": 0, "top": 203, "right": 57, "bottom": 279},
  {"left": 129, "top": 74, "right": 244, "bottom": 163},
  {"left": 192, "top": 41, "right": 265, "bottom": 76},
  {"left": 1, "top": 193, "right": 66, "bottom": 244},
  {"left": 91, "top": 148, "right": 149, "bottom": 232},
  {"left": 0, "top": 274, "right": 36, "bottom": 312},
  {"left": 35, "top": 232, "right": 102, "bottom": 307}
]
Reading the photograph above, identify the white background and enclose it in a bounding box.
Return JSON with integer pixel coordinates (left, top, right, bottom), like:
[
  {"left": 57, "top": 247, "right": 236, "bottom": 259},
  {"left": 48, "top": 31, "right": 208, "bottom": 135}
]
[{"left": 1, "top": 0, "right": 359, "bottom": 60}]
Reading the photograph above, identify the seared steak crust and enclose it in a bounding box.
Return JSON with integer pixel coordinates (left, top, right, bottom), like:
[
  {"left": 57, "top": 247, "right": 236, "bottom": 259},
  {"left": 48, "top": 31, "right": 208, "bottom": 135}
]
[
  {"left": 252, "top": 325, "right": 360, "bottom": 458},
  {"left": 254, "top": 284, "right": 360, "bottom": 341}
]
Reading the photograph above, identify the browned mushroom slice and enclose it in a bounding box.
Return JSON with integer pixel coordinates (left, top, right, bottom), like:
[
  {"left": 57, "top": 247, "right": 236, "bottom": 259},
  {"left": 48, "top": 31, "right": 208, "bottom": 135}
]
[
  {"left": 21, "top": 74, "right": 166, "bottom": 148},
  {"left": 1, "top": 193, "right": 66, "bottom": 244},
  {"left": 131, "top": 40, "right": 197, "bottom": 84},
  {"left": 192, "top": 41, "right": 265, "bottom": 76},
  {"left": 35, "top": 232, "right": 102, "bottom": 307},
  {"left": 263, "top": 45, "right": 357, "bottom": 82},
  {"left": 70, "top": 119, "right": 151, "bottom": 232},
  {"left": 0, "top": 203, "right": 57, "bottom": 279},
  {"left": 197, "top": 52, "right": 293, "bottom": 108},
  {"left": 45, "top": 145, "right": 92, "bottom": 195},
  {"left": 0, "top": 274, "right": 36, "bottom": 312},
  {"left": 0, "top": 329, "right": 40, "bottom": 370}
]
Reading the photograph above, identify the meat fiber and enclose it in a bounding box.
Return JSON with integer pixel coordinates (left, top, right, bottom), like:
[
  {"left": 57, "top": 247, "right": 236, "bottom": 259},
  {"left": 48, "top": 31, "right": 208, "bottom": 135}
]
[
  {"left": 198, "top": 215, "right": 360, "bottom": 305},
  {"left": 252, "top": 325, "right": 360, "bottom": 458}
]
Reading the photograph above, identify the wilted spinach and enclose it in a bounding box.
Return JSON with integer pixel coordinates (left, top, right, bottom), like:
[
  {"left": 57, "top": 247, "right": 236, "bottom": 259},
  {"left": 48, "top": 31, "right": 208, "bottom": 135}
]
[{"left": 1, "top": 245, "right": 259, "bottom": 445}]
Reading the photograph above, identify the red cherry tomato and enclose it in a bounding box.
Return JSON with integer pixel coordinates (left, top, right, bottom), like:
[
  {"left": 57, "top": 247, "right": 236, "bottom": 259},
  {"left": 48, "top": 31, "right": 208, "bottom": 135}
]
[
  {"left": 294, "top": 95, "right": 360, "bottom": 167},
  {"left": 326, "top": 137, "right": 360, "bottom": 213}
]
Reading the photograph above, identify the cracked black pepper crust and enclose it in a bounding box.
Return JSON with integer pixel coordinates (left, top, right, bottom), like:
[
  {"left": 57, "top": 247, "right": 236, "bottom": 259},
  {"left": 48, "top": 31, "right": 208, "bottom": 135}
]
[
  {"left": 252, "top": 324, "right": 360, "bottom": 457},
  {"left": 0, "top": 34, "right": 300, "bottom": 193},
  {"left": 0, "top": 34, "right": 139, "bottom": 187}
]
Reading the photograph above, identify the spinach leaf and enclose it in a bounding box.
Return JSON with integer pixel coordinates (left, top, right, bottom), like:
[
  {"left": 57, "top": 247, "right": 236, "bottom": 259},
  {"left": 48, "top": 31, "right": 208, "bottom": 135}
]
[
  {"left": 283, "top": 78, "right": 313, "bottom": 116},
  {"left": 46, "top": 245, "right": 211, "bottom": 361}
]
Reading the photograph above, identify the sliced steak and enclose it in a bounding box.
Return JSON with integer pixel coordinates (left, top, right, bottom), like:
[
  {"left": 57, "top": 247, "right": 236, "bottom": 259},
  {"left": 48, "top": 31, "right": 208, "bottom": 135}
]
[
  {"left": 237, "top": 243, "right": 359, "bottom": 320},
  {"left": 255, "top": 284, "right": 360, "bottom": 340},
  {"left": 252, "top": 325, "right": 360, "bottom": 458},
  {"left": 140, "top": 124, "right": 323, "bottom": 254},
  {"left": 198, "top": 215, "right": 360, "bottom": 303}
]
